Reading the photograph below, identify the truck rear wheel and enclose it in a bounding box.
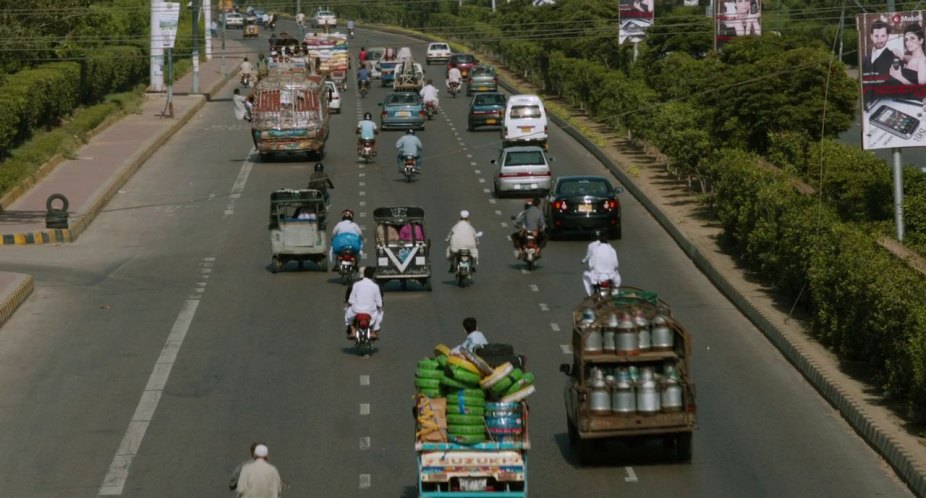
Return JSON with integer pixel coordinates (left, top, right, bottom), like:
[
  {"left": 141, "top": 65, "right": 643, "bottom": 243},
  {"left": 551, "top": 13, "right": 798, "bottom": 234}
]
[{"left": 676, "top": 433, "right": 693, "bottom": 462}]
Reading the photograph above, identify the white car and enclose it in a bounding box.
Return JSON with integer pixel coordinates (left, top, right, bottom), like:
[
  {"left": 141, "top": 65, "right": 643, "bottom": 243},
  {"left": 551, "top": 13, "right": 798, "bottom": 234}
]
[
  {"left": 223, "top": 12, "right": 244, "bottom": 29},
  {"left": 426, "top": 42, "right": 452, "bottom": 65},
  {"left": 314, "top": 10, "right": 337, "bottom": 28},
  {"left": 324, "top": 81, "right": 341, "bottom": 113}
]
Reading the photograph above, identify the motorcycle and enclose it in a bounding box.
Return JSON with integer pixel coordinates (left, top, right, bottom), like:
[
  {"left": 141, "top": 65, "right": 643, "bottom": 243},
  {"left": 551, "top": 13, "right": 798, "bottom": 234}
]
[
  {"left": 240, "top": 72, "right": 254, "bottom": 88},
  {"left": 424, "top": 101, "right": 437, "bottom": 120},
  {"left": 402, "top": 155, "right": 418, "bottom": 182},
  {"left": 518, "top": 229, "right": 541, "bottom": 271},
  {"left": 350, "top": 313, "right": 376, "bottom": 354},
  {"left": 349, "top": 29, "right": 355, "bottom": 38},
  {"left": 358, "top": 79, "right": 369, "bottom": 98},
  {"left": 337, "top": 249, "right": 359, "bottom": 283},
  {"left": 448, "top": 81, "right": 460, "bottom": 98},
  {"left": 358, "top": 138, "right": 376, "bottom": 163},
  {"left": 453, "top": 249, "right": 475, "bottom": 287},
  {"left": 591, "top": 277, "right": 616, "bottom": 299}
]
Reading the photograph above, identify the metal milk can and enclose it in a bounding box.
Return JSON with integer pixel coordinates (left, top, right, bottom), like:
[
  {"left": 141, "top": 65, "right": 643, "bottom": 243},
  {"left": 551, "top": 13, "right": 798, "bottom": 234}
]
[
  {"left": 588, "top": 368, "right": 611, "bottom": 413},
  {"left": 634, "top": 308, "right": 651, "bottom": 350},
  {"left": 636, "top": 366, "right": 661, "bottom": 414},
  {"left": 602, "top": 314, "right": 618, "bottom": 352},
  {"left": 611, "top": 379, "right": 637, "bottom": 414},
  {"left": 651, "top": 314, "right": 674, "bottom": 350},
  {"left": 661, "top": 377, "right": 684, "bottom": 411},
  {"left": 615, "top": 314, "right": 638, "bottom": 353},
  {"left": 581, "top": 308, "right": 603, "bottom": 353}
]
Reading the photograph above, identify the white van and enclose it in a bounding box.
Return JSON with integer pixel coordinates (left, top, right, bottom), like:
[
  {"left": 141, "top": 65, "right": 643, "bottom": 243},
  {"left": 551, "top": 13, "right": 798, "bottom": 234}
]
[{"left": 502, "top": 94, "right": 548, "bottom": 149}]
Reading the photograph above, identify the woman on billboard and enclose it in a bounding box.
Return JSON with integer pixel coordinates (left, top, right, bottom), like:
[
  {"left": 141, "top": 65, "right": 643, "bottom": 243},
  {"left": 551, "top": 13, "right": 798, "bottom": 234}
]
[{"left": 888, "top": 22, "right": 926, "bottom": 85}]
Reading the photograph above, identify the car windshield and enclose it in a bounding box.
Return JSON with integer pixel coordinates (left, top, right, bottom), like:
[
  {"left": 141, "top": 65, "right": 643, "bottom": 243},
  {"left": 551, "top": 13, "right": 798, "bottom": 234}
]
[
  {"left": 504, "top": 151, "right": 545, "bottom": 166},
  {"left": 558, "top": 179, "right": 610, "bottom": 196},
  {"left": 431, "top": 44, "right": 449, "bottom": 50},
  {"left": 510, "top": 105, "right": 542, "bottom": 119},
  {"left": 387, "top": 94, "right": 418, "bottom": 105},
  {"left": 475, "top": 94, "right": 505, "bottom": 106},
  {"left": 318, "top": 11, "right": 334, "bottom": 16},
  {"left": 472, "top": 67, "right": 494, "bottom": 76},
  {"left": 454, "top": 55, "right": 476, "bottom": 64}
]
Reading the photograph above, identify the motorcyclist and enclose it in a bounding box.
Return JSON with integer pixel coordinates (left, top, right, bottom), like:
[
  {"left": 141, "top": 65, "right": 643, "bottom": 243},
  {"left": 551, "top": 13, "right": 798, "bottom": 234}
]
[
  {"left": 356, "top": 112, "right": 378, "bottom": 150},
  {"left": 239, "top": 57, "right": 254, "bottom": 85},
  {"left": 330, "top": 209, "right": 364, "bottom": 269},
  {"left": 582, "top": 231, "right": 621, "bottom": 296},
  {"left": 512, "top": 197, "right": 547, "bottom": 258},
  {"left": 419, "top": 79, "right": 439, "bottom": 111},
  {"left": 307, "top": 162, "right": 334, "bottom": 206},
  {"left": 446, "top": 210, "right": 480, "bottom": 273},
  {"left": 446, "top": 66, "right": 463, "bottom": 93},
  {"left": 347, "top": 19, "right": 356, "bottom": 33},
  {"left": 345, "top": 266, "right": 383, "bottom": 340},
  {"left": 395, "top": 129, "right": 423, "bottom": 174},
  {"left": 357, "top": 64, "right": 372, "bottom": 92},
  {"left": 358, "top": 47, "right": 368, "bottom": 64},
  {"left": 256, "top": 52, "right": 269, "bottom": 79}
]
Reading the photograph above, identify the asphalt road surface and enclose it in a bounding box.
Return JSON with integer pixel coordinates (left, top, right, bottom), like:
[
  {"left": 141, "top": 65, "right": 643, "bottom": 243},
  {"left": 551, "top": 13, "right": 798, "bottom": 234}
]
[{"left": 0, "top": 24, "right": 912, "bottom": 497}]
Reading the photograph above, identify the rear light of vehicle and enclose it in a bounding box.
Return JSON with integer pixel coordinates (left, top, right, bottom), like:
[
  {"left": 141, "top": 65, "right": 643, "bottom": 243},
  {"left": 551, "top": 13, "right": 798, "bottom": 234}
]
[
  {"left": 419, "top": 110, "right": 426, "bottom": 119},
  {"left": 493, "top": 77, "right": 498, "bottom": 84},
  {"left": 381, "top": 111, "right": 388, "bottom": 119},
  {"left": 553, "top": 200, "right": 568, "bottom": 211},
  {"left": 603, "top": 199, "right": 619, "bottom": 210},
  {"left": 498, "top": 171, "right": 551, "bottom": 178}
]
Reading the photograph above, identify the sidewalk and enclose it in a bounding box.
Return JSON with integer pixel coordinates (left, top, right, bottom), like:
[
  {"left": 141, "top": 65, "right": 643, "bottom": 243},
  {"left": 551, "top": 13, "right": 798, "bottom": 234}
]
[{"left": 0, "top": 40, "right": 249, "bottom": 326}]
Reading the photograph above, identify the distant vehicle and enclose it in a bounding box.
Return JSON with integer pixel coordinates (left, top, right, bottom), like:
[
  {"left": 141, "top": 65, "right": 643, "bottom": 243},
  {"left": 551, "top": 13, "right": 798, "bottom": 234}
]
[
  {"left": 467, "top": 92, "right": 506, "bottom": 131},
  {"left": 380, "top": 92, "right": 425, "bottom": 130},
  {"left": 466, "top": 64, "right": 498, "bottom": 96},
  {"left": 447, "top": 53, "right": 478, "bottom": 78},
  {"left": 502, "top": 94, "right": 548, "bottom": 149},
  {"left": 224, "top": 12, "right": 244, "bottom": 29},
  {"left": 544, "top": 175, "right": 623, "bottom": 239},
  {"left": 364, "top": 47, "right": 387, "bottom": 78},
  {"left": 253, "top": 9, "right": 267, "bottom": 25},
  {"left": 324, "top": 80, "right": 342, "bottom": 114},
  {"left": 425, "top": 42, "right": 452, "bottom": 65},
  {"left": 492, "top": 146, "right": 553, "bottom": 197},
  {"left": 314, "top": 9, "right": 337, "bottom": 28},
  {"left": 377, "top": 60, "right": 401, "bottom": 87}
]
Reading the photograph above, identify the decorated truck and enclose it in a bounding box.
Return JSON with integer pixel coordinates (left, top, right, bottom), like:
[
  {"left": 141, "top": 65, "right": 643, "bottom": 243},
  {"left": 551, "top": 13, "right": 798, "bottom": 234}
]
[
  {"left": 561, "top": 287, "right": 697, "bottom": 463},
  {"left": 250, "top": 71, "right": 330, "bottom": 161},
  {"left": 303, "top": 32, "right": 349, "bottom": 89},
  {"left": 415, "top": 344, "right": 533, "bottom": 497}
]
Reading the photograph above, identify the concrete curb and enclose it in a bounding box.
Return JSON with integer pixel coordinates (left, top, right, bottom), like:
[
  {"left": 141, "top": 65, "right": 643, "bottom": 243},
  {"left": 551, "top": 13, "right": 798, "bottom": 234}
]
[
  {"left": 541, "top": 102, "right": 926, "bottom": 498},
  {"left": 0, "top": 273, "right": 33, "bottom": 328}
]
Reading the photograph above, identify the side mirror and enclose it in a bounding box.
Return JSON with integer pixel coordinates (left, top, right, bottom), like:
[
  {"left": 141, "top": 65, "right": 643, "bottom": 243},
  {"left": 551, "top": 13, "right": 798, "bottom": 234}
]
[
  {"left": 613, "top": 185, "right": 624, "bottom": 194},
  {"left": 490, "top": 159, "right": 496, "bottom": 165},
  {"left": 560, "top": 363, "right": 572, "bottom": 376},
  {"left": 547, "top": 156, "right": 555, "bottom": 162},
  {"left": 377, "top": 102, "right": 383, "bottom": 107}
]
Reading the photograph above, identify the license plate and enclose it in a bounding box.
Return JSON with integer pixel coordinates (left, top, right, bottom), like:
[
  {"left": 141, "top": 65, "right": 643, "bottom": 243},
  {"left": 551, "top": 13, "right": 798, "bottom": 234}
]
[
  {"left": 397, "top": 111, "right": 410, "bottom": 117},
  {"left": 578, "top": 203, "right": 593, "bottom": 213},
  {"left": 530, "top": 183, "right": 538, "bottom": 189},
  {"left": 514, "top": 184, "right": 521, "bottom": 190},
  {"left": 486, "top": 119, "right": 496, "bottom": 124},
  {"left": 462, "top": 71, "right": 469, "bottom": 77},
  {"left": 459, "top": 478, "right": 487, "bottom": 491},
  {"left": 519, "top": 126, "right": 533, "bottom": 132}
]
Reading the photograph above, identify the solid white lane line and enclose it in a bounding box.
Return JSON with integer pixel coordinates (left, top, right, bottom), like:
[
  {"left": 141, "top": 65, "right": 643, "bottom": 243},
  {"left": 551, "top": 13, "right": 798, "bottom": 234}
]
[
  {"left": 99, "top": 296, "right": 203, "bottom": 495},
  {"left": 560, "top": 344, "right": 572, "bottom": 354},
  {"left": 224, "top": 153, "right": 254, "bottom": 217},
  {"left": 550, "top": 323, "right": 561, "bottom": 332},
  {"left": 360, "top": 403, "right": 370, "bottom": 415},
  {"left": 625, "top": 467, "right": 638, "bottom": 482},
  {"left": 360, "top": 375, "right": 370, "bottom": 386},
  {"left": 539, "top": 303, "right": 549, "bottom": 312}
]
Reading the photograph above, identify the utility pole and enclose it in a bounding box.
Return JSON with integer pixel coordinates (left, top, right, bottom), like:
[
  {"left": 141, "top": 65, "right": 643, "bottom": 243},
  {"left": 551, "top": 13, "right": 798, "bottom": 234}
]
[
  {"left": 221, "top": 3, "right": 227, "bottom": 77},
  {"left": 151, "top": 0, "right": 165, "bottom": 92},
  {"left": 191, "top": 0, "right": 201, "bottom": 93},
  {"left": 204, "top": 0, "right": 212, "bottom": 60},
  {"left": 886, "top": 0, "right": 905, "bottom": 240}
]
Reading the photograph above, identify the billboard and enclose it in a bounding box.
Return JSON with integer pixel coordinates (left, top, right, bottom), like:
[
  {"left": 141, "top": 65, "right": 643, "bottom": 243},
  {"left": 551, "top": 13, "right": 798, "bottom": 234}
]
[
  {"left": 153, "top": 2, "right": 181, "bottom": 49},
  {"left": 715, "top": 0, "right": 761, "bottom": 48},
  {"left": 857, "top": 12, "right": 926, "bottom": 150},
  {"left": 619, "top": 0, "right": 653, "bottom": 45}
]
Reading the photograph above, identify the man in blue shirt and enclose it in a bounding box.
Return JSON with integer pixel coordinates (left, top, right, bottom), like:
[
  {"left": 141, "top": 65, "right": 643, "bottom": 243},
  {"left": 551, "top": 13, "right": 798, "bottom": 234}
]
[
  {"left": 356, "top": 112, "right": 378, "bottom": 151},
  {"left": 395, "top": 129, "right": 423, "bottom": 173}
]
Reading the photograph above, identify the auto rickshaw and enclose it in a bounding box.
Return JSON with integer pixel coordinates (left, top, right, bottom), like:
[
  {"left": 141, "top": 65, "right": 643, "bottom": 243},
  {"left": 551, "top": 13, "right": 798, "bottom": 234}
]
[
  {"left": 268, "top": 189, "right": 329, "bottom": 272},
  {"left": 372, "top": 206, "right": 431, "bottom": 291},
  {"left": 244, "top": 17, "right": 259, "bottom": 38}
]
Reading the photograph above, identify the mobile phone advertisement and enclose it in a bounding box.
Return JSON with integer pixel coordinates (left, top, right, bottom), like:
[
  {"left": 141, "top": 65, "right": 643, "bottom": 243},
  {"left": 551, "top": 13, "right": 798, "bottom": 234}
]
[
  {"left": 714, "top": 0, "right": 762, "bottom": 49},
  {"left": 619, "top": 0, "right": 654, "bottom": 45},
  {"left": 858, "top": 11, "right": 926, "bottom": 150}
]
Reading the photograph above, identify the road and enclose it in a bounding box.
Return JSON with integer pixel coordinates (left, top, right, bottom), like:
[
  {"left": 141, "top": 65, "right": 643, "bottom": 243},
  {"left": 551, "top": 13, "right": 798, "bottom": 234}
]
[{"left": 0, "top": 24, "right": 912, "bottom": 497}]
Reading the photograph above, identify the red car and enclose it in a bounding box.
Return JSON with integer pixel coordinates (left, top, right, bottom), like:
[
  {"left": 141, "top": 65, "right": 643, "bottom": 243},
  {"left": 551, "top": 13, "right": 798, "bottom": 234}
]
[{"left": 447, "top": 54, "right": 478, "bottom": 79}]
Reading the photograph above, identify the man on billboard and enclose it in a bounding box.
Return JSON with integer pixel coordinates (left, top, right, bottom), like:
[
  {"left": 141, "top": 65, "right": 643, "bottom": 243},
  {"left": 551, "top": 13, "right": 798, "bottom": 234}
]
[{"left": 863, "top": 19, "right": 897, "bottom": 78}]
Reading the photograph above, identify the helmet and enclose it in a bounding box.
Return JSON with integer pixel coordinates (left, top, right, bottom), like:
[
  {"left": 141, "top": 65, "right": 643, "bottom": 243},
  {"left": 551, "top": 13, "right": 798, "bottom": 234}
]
[
  {"left": 314, "top": 162, "right": 324, "bottom": 172},
  {"left": 363, "top": 112, "right": 372, "bottom": 120},
  {"left": 406, "top": 129, "right": 415, "bottom": 135},
  {"left": 341, "top": 209, "right": 354, "bottom": 220}
]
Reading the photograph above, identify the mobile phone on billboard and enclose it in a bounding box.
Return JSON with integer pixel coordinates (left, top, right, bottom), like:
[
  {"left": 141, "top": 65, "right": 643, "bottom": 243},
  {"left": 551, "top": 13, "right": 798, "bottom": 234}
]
[{"left": 869, "top": 104, "right": 920, "bottom": 140}]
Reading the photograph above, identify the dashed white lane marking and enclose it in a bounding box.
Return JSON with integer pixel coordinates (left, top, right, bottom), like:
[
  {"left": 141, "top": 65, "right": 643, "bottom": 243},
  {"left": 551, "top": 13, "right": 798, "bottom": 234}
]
[
  {"left": 471, "top": 162, "right": 477, "bottom": 167},
  {"left": 466, "top": 154, "right": 473, "bottom": 158},
  {"left": 474, "top": 169, "right": 481, "bottom": 173},
  {"left": 625, "top": 467, "right": 638, "bottom": 482},
  {"left": 550, "top": 323, "right": 561, "bottom": 332},
  {"left": 359, "top": 212, "right": 367, "bottom": 218},
  {"left": 482, "top": 188, "right": 491, "bottom": 193},
  {"left": 478, "top": 178, "right": 486, "bottom": 183},
  {"left": 359, "top": 191, "right": 366, "bottom": 196},
  {"left": 489, "top": 199, "right": 497, "bottom": 204},
  {"left": 359, "top": 201, "right": 366, "bottom": 207},
  {"left": 360, "top": 403, "right": 370, "bottom": 415},
  {"left": 495, "top": 210, "right": 502, "bottom": 215},
  {"left": 359, "top": 172, "right": 366, "bottom": 177},
  {"left": 99, "top": 265, "right": 211, "bottom": 495},
  {"left": 560, "top": 344, "right": 572, "bottom": 354},
  {"left": 500, "top": 222, "right": 508, "bottom": 228},
  {"left": 359, "top": 474, "right": 372, "bottom": 489},
  {"left": 359, "top": 181, "right": 366, "bottom": 187},
  {"left": 539, "top": 303, "right": 549, "bottom": 312},
  {"left": 360, "top": 375, "right": 370, "bottom": 386},
  {"left": 529, "top": 284, "right": 539, "bottom": 292},
  {"left": 224, "top": 152, "right": 254, "bottom": 216},
  {"left": 360, "top": 436, "right": 371, "bottom": 450}
]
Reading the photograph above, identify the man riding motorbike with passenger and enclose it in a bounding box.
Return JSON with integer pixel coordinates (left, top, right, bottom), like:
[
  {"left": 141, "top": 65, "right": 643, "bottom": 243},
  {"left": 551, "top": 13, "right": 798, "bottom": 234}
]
[
  {"left": 446, "top": 66, "right": 463, "bottom": 95},
  {"left": 395, "top": 129, "right": 423, "bottom": 174},
  {"left": 330, "top": 209, "right": 364, "bottom": 269},
  {"left": 582, "top": 231, "right": 621, "bottom": 296},
  {"left": 512, "top": 198, "right": 547, "bottom": 258},
  {"left": 345, "top": 266, "right": 383, "bottom": 340},
  {"left": 446, "top": 210, "right": 481, "bottom": 273}
]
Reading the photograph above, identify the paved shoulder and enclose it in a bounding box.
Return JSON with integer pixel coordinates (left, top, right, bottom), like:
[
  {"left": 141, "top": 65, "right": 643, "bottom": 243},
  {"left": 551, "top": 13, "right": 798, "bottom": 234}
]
[{"left": 0, "top": 272, "right": 33, "bottom": 327}]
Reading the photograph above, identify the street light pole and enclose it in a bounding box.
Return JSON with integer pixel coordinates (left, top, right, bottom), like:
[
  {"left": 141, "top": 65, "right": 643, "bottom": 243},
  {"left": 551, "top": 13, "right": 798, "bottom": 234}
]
[
  {"left": 221, "top": 4, "right": 227, "bottom": 77},
  {"left": 192, "top": 0, "right": 201, "bottom": 93}
]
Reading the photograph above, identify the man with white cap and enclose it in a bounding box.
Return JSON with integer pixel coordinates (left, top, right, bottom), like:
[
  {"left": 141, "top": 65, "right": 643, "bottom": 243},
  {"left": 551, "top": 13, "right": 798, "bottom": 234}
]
[
  {"left": 235, "top": 443, "right": 282, "bottom": 498},
  {"left": 446, "top": 210, "right": 481, "bottom": 272}
]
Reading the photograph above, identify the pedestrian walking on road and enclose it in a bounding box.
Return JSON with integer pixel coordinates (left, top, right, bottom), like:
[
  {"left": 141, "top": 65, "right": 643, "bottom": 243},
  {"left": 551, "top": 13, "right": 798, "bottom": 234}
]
[
  {"left": 211, "top": 19, "right": 219, "bottom": 39},
  {"left": 235, "top": 443, "right": 283, "bottom": 498},
  {"left": 228, "top": 441, "right": 261, "bottom": 495}
]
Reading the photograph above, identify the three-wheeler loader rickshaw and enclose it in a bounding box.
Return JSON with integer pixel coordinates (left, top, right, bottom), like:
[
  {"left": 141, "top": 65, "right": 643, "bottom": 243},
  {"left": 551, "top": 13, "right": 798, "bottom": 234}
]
[
  {"left": 268, "top": 188, "right": 329, "bottom": 273},
  {"left": 372, "top": 206, "right": 431, "bottom": 291}
]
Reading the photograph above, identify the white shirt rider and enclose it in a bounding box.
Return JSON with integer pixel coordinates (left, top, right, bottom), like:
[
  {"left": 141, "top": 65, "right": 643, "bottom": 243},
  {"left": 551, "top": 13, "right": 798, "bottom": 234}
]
[
  {"left": 332, "top": 219, "right": 362, "bottom": 237},
  {"left": 345, "top": 273, "right": 383, "bottom": 332},
  {"left": 583, "top": 242, "right": 620, "bottom": 295},
  {"left": 420, "top": 84, "right": 439, "bottom": 106},
  {"left": 446, "top": 211, "right": 480, "bottom": 266},
  {"left": 447, "top": 67, "right": 462, "bottom": 89}
]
